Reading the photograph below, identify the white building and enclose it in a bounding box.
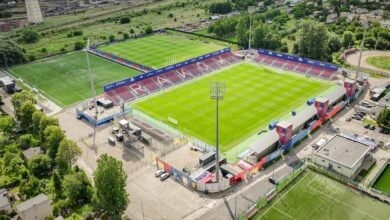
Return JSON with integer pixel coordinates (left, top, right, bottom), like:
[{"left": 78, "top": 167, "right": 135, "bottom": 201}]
[{"left": 313, "top": 135, "right": 372, "bottom": 178}]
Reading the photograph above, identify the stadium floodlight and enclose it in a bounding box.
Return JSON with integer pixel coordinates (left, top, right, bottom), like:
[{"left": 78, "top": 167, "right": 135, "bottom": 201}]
[
  {"left": 356, "top": 18, "right": 368, "bottom": 80},
  {"left": 85, "top": 39, "right": 98, "bottom": 149},
  {"left": 248, "top": 6, "right": 256, "bottom": 56},
  {"left": 210, "top": 81, "right": 226, "bottom": 183}
]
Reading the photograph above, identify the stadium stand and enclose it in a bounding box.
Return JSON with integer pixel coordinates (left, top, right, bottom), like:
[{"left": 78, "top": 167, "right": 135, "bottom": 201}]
[
  {"left": 105, "top": 52, "right": 240, "bottom": 103},
  {"left": 255, "top": 53, "right": 337, "bottom": 79}
]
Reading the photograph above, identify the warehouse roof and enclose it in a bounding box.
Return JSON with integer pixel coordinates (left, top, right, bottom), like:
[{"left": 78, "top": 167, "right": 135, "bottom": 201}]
[{"left": 314, "top": 135, "right": 371, "bottom": 168}]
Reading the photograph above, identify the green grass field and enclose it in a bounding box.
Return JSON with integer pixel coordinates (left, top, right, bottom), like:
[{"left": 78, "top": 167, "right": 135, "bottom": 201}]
[
  {"left": 9, "top": 52, "right": 140, "bottom": 106},
  {"left": 133, "top": 63, "right": 333, "bottom": 152},
  {"left": 372, "top": 164, "right": 390, "bottom": 196},
  {"left": 366, "top": 56, "right": 390, "bottom": 71},
  {"left": 254, "top": 170, "right": 390, "bottom": 220},
  {"left": 98, "top": 34, "right": 227, "bottom": 69}
]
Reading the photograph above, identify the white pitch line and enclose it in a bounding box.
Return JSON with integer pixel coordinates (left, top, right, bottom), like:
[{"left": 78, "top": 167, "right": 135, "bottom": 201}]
[
  {"left": 273, "top": 207, "right": 297, "bottom": 220},
  {"left": 258, "top": 171, "right": 310, "bottom": 219},
  {"left": 307, "top": 184, "right": 379, "bottom": 220}
]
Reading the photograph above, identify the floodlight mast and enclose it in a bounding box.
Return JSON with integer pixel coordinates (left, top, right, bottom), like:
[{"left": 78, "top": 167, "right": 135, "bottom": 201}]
[
  {"left": 248, "top": 6, "right": 256, "bottom": 56},
  {"left": 356, "top": 18, "right": 368, "bottom": 80},
  {"left": 85, "top": 39, "right": 98, "bottom": 148},
  {"left": 210, "top": 81, "right": 226, "bottom": 183}
]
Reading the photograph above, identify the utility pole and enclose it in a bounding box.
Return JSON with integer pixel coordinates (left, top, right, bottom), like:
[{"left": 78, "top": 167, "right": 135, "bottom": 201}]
[
  {"left": 85, "top": 39, "right": 98, "bottom": 149},
  {"left": 210, "top": 81, "right": 226, "bottom": 184}
]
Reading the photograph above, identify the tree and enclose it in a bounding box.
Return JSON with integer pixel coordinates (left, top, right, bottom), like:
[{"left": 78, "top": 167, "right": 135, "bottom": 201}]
[
  {"left": 11, "top": 91, "right": 35, "bottom": 113},
  {"left": 32, "top": 111, "right": 44, "bottom": 135},
  {"left": 297, "top": 20, "right": 329, "bottom": 60},
  {"left": 4, "top": 156, "right": 24, "bottom": 177},
  {"left": 19, "top": 134, "right": 39, "bottom": 150},
  {"left": 145, "top": 26, "right": 153, "bottom": 34},
  {"left": 63, "top": 171, "right": 92, "bottom": 205},
  {"left": 0, "top": 115, "right": 15, "bottom": 135},
  {"left": 56, "top": 139, "right": 82, "bottom": 172},
  {"left": 0, "top": 38, "right": 27, "bottom": 67},
  {"left": 20, "top": 177, "right": 41, "bottom": 199},
  {"left": 74, "top": 41, "right": 85, "bottom": 51},
  {"left": 236, "top": 17, "right": 249, "bottom": 47},
  {"left": 377, "top": 109, "right": 390, "bottom": 130},
  {"left": 342, "top": 31, "right": 355, "bottom": 48},
  {"left": 28, "top": 154, "right": 52, "bottom": 177},
  {"left": 39, "top": 116, "right": 59, "bottom": 141},
  {"left": 22, "top": 30, "right": 39, "bottom": 43},
  {"left": 328, "top": 33, "right": 342, "bottom": 53},
  {"left": 18, "top": 102, "right": 36, "bottom": 131},
  {"left": 52, "top": 171, "right": 62, "bottom": 198},
  {"left": 109, "top": 35, "right": 115, "bottom": 42},
  {"left": 119, "top": 17, "right": 130, "bottom": 24},
  {"left": 208, "top": 1, "right": 232, "bottom": 14},
  {"left": 94, "top": 154, "right": 129, "bottom": 218},
  {"left": 43, "top": 126, "right": 65, "bottom": 159}
]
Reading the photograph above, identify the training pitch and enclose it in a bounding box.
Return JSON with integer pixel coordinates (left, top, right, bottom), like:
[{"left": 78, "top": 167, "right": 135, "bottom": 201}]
[
  {"left": 98, "top": 34, "right": 227, "bottom": 69},
  {"left": 372, "top": 164, "right": 390, "bottom": 196},
  {"left": 9, "top": 52, "right": 140, "bottom": 106},
  {"left": 255, "top": 170, "right": 390, "bottom": 220},
  {"left": 133, "top": 63, "right": 333, "bottom": 153}
]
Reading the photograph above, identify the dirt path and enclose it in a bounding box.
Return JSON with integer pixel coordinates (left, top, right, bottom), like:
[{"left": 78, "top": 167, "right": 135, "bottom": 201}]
[{"left": 345, "top": 50, "right": 390, "bottom": 74}]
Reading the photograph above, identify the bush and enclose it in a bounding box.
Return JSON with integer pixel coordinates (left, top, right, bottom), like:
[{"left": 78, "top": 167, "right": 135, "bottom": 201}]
[
  {"left": 22, "top": 30, "right": 39, "bottom": 43},
  {"left": 120, "top": 17, "right": 130, "bottom": 24},
  {"left": 123, "top": 33, "right": 129, "bottom": 39},
  {"left": 109, "top": 35, "right": 115, "bottom": 42},
  {"left": 168, "top": 13, "right": 174, "bottom": 18},
  {"left": 130, "top": 28, "right": 135, "bottom": 34},
  {"left": 29, "top": 55, "right": 36, "bottom": 61},
  {"left": 145, "top": 26, "right": 153, "bottom": 34},
  {"left": 74, "top": 41, "right": 85, "bottom": 51},
  {"left": 73, "top": 30, "right": 83, "bottom": 36}
]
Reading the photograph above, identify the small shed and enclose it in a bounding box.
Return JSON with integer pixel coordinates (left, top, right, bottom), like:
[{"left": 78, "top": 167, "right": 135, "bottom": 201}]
[{"left": 22, "top": 147, "right": 43, "bottom": 161}]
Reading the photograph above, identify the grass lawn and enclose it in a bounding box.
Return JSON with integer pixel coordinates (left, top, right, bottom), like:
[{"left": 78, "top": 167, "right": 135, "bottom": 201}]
[
  {"left": 372, "top": 164, "right": 390, "bottom": 196},
  {"left": 9, "top": 52, "right": 140, "bottom": 106},
  {"left": 366, "top": 56, "right": 390, "bottom": 71},
  {"left": 98, "top": 34, "right": 227, "bottom": 69},
  {"left": 254, "top": 170, "right": 390, "bottom": 220},
  {"left": 133, "top": 63, "right": 333, "bottom": 152}
]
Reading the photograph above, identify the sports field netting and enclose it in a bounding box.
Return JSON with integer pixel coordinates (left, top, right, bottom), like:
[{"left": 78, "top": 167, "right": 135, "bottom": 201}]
[
  {"left": 9, "top": 52, "right": 140, "bottom": 106},
  {"left": 372, "top": 164, "right": 390, "bottom": 195},
  {"left": 98, "top": 34, "right": 227, "bottom": 69},
  {"left": 255, "top": 170, "right": 390, "bottom": 220},
  {"left": 133, "top": 63, "right": 334, "bottom": 152}
]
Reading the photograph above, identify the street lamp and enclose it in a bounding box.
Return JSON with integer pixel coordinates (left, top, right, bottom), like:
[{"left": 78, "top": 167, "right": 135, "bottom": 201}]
[
  {"left": 356, "top": 18, "right": 369, "bottom": 80},
  {"left": 85, "top": 39, "right": 98, "bottom": 149},
  {"left": 210, "top": 81, "right": 226, "bottom": 183}
]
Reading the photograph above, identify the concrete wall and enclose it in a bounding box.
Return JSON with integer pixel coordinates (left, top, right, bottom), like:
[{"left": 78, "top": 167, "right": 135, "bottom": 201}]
[{"left": 313, "top": 155, "right": 356, "bottom": 178}]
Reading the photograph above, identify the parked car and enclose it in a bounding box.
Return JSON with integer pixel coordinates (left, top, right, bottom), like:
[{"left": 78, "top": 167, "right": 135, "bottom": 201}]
[
  {"left": 384, "top": 130, "right": 389, "bottom": 135},
  {"left": 364, "top": 124, "right": 370, "bottom": 129},
  {"left": 155, "top": 169, "right": 165, "bottom": 177},
  {"left": 352, "top": 116, "right": 362, "bottom": 121},
  {"left": 369, "top": 125, "right": 376, "bottom": 130},
  {"left": 379, "top": 128, "right": 384, "bottom": 133},
  {"left": 160, "top": 172, "right": 170, "bottom": 181},
  {"left": 346, "top": 117, "right": 352, "bottom": 122}
]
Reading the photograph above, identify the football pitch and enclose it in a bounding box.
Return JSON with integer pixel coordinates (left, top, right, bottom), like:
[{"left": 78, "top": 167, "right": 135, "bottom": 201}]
[
  {"left": 9, "top": 52, "right": 140, "bottom": 106},
  {"left": 133, "top": 63, "right": 334, "bottom": 152},
  {"left": 254, "top": 170, "right": 390, "bottom": 220},
  {"left": 372, "top": 164, "right": 390, "bottom": 196},
  {"left": 98, "top": 34, "right": 227, "bottom": 69}
]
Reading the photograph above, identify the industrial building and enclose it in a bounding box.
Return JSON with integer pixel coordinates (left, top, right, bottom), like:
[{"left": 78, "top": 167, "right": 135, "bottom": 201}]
[{"left": 313, "top": 135, "right": 373, "bottom": 178}]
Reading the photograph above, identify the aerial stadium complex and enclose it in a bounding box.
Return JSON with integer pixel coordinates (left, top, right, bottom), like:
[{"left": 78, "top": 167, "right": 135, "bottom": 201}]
[{"left": 10, "top": 30, "right": 365, "bottom": 193}]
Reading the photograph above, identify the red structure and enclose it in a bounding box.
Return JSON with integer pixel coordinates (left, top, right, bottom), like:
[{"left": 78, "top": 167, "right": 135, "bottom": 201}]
[
  {"left": 314, "top": 97, "right": 329, "bottom": 118},
  {"left": 344, "top": 79, "right": 357, "bottom": 97},
  {"left": 276, "top": 121, "right": 293, "bottom": 145}
]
